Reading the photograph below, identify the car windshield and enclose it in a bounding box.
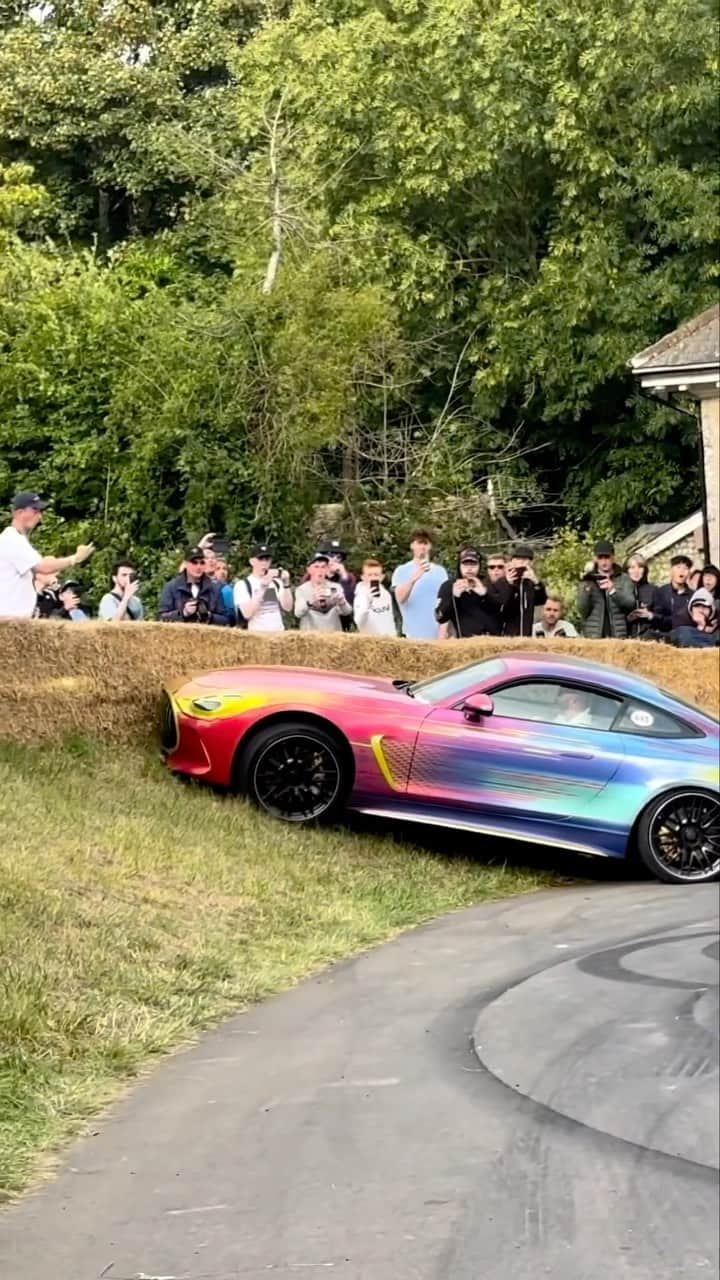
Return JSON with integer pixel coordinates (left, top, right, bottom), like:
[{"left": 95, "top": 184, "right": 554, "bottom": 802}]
[{"left": 409, "top": 658, "right": 507, "bottom": 705}]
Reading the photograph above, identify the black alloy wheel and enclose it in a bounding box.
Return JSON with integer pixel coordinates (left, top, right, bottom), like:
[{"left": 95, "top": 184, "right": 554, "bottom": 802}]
[
  {"left": 241, "top": 722, "right": 347, "bottom": 823},
  {"left": 638, "top": 790, "right": 720, "bottom": 884}
]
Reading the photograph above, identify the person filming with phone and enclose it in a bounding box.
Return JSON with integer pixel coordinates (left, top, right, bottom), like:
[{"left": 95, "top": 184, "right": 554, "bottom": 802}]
[
  {"left": 353, "top": 559, "right": 397, "bottom": 636},
  {"left": 577, "top": 539, "right": 634, "bottom": 638},
  {"left": 501, "top": 544, "right": 546, "bottom": 637},
  {"left": 234, "top": 543, "right": 293, "bottom": 632},
  {"left": 391, "top": 529, "right": 448, "bottom": 639},
  {"left": 435, "top": 547, "right": 505, "bottom": 638},
  {"left": 98, "top": 560, "right": 144, "bottom": 622},
  {"left": 294, "top": 550, "right": 353, "bottom": 632}
]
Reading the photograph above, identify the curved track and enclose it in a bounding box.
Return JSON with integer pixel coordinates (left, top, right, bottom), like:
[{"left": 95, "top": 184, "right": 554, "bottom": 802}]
[{"left": 1, "top": 883, "right": 717, "bottom": 1279}]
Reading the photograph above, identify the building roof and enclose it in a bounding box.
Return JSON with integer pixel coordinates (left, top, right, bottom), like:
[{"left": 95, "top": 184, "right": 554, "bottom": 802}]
[
  {"left": 630, "top": 304, "right": 720, "bottom": 374},
  {"left": 620, "top": 522, "right": 675, "bottom": 554},
  {"left": 620, "top": 510, "right": 703, "bottom": 562}
]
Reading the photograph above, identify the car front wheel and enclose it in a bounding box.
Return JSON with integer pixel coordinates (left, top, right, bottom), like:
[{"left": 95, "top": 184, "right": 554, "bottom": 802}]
[
  {"left": 237, "top": 720, "right": 349, "bottom": 824},
  {"left": 636, "top": 789, "right": 720, "bottom": 884}
]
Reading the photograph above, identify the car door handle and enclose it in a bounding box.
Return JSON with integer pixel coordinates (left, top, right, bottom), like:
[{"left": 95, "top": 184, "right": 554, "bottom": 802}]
[{"left": 558, "top": 749, "right": 594, "bottom": 760}]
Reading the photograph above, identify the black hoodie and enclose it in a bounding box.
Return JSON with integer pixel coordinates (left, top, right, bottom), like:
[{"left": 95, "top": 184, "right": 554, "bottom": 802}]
[{"left": 435, "top": 564, "right": 506, "bottom": 637}]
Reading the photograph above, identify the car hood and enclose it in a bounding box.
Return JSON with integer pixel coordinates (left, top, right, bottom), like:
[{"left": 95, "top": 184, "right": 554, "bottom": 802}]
[{"left": 170, "top": 665, "right": 405, "bottom": 701}]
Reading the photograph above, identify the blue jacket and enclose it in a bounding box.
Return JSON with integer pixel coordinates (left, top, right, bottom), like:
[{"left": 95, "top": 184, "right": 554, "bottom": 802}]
[{"left": 158, "top": 572, "right": 229, "bottom": 625}]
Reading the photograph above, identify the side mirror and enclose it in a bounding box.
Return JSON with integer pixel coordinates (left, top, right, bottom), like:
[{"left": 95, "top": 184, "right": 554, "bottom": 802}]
[{"left": 463, "top": 692, "right": 494, "bottom": 721}]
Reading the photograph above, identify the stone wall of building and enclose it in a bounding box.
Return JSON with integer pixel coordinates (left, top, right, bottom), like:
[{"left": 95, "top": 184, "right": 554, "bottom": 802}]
[
  {"left": 646, "top": 526, "right": 706, "bottom": 584},
  {"left": 700, "top": 395, "right": 719, "bottom": 565}
]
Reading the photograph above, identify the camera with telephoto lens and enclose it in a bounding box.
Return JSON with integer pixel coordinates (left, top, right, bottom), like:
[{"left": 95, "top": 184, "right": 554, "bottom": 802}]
[{"left": 195, "top": 598, "right": 210, "bottom": 622}]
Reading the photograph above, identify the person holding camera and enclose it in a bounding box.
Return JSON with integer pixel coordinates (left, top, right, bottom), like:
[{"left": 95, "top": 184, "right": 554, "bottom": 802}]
[
  {"left": 501, "top": 544, "right": 546, "bottom": 637},
  {"left": 577, "top": 540, "right": 634, "bottom": 638},
  {"left": 234, "top": 543, "right": 293, "bottom": 632},
  {"left": 435, "top": 548, "right": 505, "bottom": 638},
  {"left": 353, "top": 559, "right": 397, "bottom": 636},
  {"left": 56, "top": 579, "right": 90, "bottom": 621},
  {"left": 98, "top": 560, "right": 144, "bottom": 622},
  {"left": 158, "top": 546, "right": 229, "bottom": 625},
  {"left": 295, "top": 550, "right": 353, "bottom": 632},
  {"left": 33, "top": 569, "right": 61, "bottom": 618}
]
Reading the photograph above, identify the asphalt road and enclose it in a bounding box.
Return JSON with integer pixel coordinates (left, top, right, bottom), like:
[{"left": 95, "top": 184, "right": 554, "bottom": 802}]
[{"left": 1, "top": 883, "right": 718, "bottom": 1280}]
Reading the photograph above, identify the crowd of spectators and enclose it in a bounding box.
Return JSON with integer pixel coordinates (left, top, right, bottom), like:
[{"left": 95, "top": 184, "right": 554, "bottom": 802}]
[{"left": 1, "top": 492, "right": 718, "bottom": 648}]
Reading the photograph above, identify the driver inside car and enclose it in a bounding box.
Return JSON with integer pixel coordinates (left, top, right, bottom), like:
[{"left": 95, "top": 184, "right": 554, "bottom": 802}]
[{"left": 555, "top": 687, "right": 595, "bottom": 727}]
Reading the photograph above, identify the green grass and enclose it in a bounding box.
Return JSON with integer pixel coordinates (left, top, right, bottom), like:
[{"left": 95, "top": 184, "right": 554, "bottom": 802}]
[{"left": 0, "top": 738, "right": 560, "bottom": 1198}]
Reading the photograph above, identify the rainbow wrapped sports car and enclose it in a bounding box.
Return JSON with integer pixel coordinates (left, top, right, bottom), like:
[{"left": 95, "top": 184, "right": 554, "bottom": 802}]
[{"left": 161, "top": 653, "right": 720, "bottom": 884}]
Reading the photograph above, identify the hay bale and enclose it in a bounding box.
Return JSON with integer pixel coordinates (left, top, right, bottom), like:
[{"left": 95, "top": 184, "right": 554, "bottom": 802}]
[{"left": 0, "top": 621, "right": 717, "bottom": 746}]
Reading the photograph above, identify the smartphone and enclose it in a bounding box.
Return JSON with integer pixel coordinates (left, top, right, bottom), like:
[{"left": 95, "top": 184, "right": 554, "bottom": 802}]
[
  {"left": 371, "top": 581, "right": 381, "bottom": 596},
  {"left": 129, "top": 570, "right": 138, "bottom": 584}
]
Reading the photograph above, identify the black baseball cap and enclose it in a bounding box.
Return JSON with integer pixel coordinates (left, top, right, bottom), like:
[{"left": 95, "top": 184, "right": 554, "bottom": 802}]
[
  {"left": 12, "top": 491, "right": 48, "bottom": 511},
  {"left": 593, "top": 539, "right": 615, "bottom": 556},
  {"left": 512, "top": 543, "right": 535, "bottom": 560},
  {"left": 185, "top": 545, "right": 206, "bottom": 562},
  {"left": 319, "top": 539, "right": 347, "bottom": 560},
  {"left": 307, "top": 550, "right": 330, "bottom": 565},
  {"left": 458, "top": 546, "right": 481, "bottom": 562},
  {"left": 249, "top": 543, "right": 273, "bottom": 558},
  {"left": 59, "top": 578, "right": 82, "bottom": 593}
]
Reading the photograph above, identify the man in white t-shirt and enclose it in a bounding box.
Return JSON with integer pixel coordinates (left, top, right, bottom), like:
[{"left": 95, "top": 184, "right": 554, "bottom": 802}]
[
  {"left": 0, "top": 491, "right": 94, "bottom": 619},
  {"left": 233, "top": 543, "right": 293, "bottom": 632},
  {"left": 353, "top": 559, "right": 397, "bottom": 637}
]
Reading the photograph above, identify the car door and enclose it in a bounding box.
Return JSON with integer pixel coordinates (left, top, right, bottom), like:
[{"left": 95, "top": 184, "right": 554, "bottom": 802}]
[{"left": 406, "top": 678, "right": 626, "bottom": 823}]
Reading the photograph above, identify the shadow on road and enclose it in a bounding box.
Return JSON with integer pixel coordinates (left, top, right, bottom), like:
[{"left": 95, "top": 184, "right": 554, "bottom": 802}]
[{"left": 345, "top": 811, "right": 644, "bottom": 884}]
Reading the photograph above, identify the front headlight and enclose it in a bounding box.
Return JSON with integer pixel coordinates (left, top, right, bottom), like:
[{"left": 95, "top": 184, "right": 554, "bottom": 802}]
[{"left": 174, "top": 690, "right": 270, "bottom": 720}]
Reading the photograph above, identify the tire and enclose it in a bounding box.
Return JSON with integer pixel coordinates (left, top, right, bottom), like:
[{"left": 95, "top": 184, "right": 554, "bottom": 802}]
[
  {"left": 236, "top": 720, "right": 350, "bottom": 824},
  {"left": 636, "top": 789, "right": 720, "bottom": 884}
]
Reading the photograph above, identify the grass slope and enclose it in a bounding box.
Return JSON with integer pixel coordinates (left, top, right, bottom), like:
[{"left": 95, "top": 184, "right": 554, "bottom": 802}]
[{"left": 0, "top": 739, "right": 559, "bottom": 1198}]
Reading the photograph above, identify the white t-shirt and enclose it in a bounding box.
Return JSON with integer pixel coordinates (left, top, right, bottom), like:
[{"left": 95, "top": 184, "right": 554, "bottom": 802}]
[
  {"left": 0, "top": 524, "right": 42, "bottom": 618},
  {"left": 353, "top": 583, "right": 397, "bottom": 636},
  {"left": 234, "top": 574, "right": 287, "bottom": 632}
]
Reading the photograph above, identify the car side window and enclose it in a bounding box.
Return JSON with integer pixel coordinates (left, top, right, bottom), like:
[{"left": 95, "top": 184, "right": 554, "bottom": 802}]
[
  {"left": 612, "top": 700, "right": 696, "bottom": 738},
  {"left": 489, "top": 681, "right": 621, "bottom": 730}
]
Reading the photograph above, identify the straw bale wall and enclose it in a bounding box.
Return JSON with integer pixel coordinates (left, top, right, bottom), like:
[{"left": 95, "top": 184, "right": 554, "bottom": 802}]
[{"left": 0, "top": 621, "right": 717, "bottom": 746}]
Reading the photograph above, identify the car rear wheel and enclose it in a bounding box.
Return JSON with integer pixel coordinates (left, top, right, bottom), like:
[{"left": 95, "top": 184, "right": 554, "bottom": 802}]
[
  {"left": 636, "top": 790, "right": 720, "bottom": 884},
  {"left": 237, "top": 720, "right": 349, "bottom": 823}
]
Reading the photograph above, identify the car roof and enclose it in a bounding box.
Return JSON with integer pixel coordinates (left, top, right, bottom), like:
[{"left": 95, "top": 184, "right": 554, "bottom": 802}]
[{"left": 489, "top": 651, "right": 689, "bottom": 702}]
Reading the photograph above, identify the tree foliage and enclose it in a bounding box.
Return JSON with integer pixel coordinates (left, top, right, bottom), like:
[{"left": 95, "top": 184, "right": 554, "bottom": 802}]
[{"left": 0, "top": 0, "right": 716, "bottom": 585}]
